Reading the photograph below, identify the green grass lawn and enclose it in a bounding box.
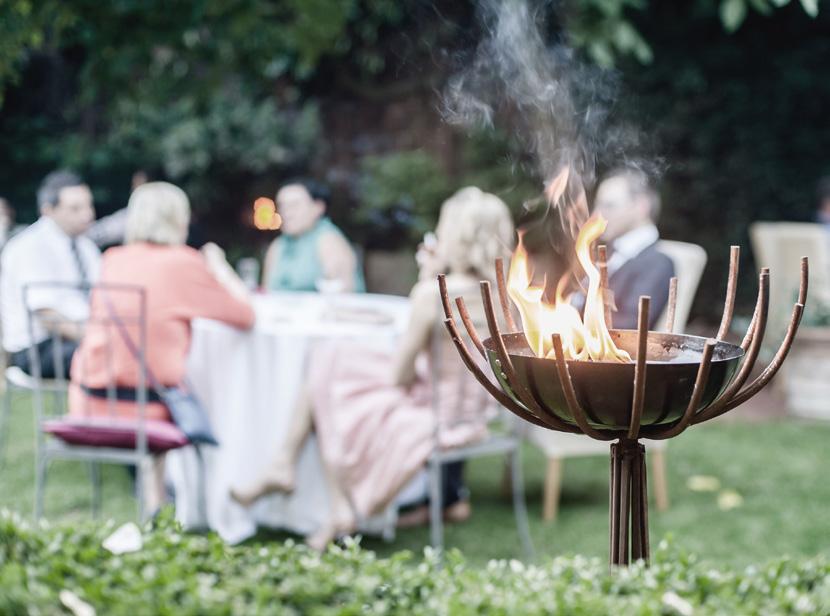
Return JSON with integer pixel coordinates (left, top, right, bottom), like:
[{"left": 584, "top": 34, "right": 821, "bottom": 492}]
[{"left": 2, "top": 388, "right": 829, "bottom": 567}]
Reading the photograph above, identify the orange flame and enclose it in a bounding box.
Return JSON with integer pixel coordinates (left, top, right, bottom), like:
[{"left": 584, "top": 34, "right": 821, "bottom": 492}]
[{"left": 507, "top": 168, "right": 631, "bottom": 363}]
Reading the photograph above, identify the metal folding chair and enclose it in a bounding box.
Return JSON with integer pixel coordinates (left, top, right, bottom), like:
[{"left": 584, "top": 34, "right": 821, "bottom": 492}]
[
  {"left": 378, "top": 284, "right": 534, "bottom": 559},
  {"left": 424, "top": 315, "right": 534, "bottom": 559}
]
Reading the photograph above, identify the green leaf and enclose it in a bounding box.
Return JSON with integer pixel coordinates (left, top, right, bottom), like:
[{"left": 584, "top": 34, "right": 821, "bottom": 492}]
[
  {"left": 799, "top": 0, "right": 819, "bottom": 16},
  {"left": 747, "top": 0, "right": 773, "bottom": 15},
  {"left": 720, "top": 0, "right": 748, "bottom": 31}
]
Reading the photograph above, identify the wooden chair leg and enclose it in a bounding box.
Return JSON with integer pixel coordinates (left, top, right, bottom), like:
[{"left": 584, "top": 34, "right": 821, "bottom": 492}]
[
  {"left": 649, "top": 448, "right": 670, "bottom": 512},
  {"left": 543, "top": 457, "right": 563, "bottom": 522}
]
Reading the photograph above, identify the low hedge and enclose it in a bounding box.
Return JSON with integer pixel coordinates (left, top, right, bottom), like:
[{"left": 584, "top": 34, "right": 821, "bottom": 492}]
[{"left": 1, "top": 509, "right": 828, "bottom": 615}]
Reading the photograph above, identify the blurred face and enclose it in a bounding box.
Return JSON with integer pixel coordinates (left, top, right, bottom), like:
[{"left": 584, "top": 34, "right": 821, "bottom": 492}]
[
  {"left": 276, "top": 184, "right": 324, "bottom": 236},
  {"left": 45, "top": 184, "right": 95, "bottom": 237},
  {"left": 594, "top": 176, "right": 649, "bottom": 242}
]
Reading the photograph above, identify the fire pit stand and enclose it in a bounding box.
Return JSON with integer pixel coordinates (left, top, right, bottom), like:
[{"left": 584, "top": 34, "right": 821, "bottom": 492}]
[{"left": 438, "top": 246, "right": 808, "bottom": 566}]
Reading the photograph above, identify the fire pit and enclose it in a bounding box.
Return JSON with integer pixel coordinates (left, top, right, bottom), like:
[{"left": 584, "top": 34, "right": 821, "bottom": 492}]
[{"left": 438, "top": 244, "right": 808, "bottom": 566}]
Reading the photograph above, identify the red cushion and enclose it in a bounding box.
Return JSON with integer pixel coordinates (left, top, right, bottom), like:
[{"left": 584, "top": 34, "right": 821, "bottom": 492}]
[{"left": 43, "top": 417, "right": 190, "bottom": 453}]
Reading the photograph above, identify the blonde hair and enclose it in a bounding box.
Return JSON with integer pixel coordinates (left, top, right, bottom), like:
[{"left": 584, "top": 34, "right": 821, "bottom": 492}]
[
  {"left": 125, "top": 182, "right": 191, "bottom": 246},
  {"left": 436, "top": 187, "right": 514, "bottom": 281}
]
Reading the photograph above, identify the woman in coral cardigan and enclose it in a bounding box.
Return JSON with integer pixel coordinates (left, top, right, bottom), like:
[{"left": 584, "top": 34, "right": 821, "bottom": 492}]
[{"left": 70, "top": 182, "right": 255, "bottom": 512}]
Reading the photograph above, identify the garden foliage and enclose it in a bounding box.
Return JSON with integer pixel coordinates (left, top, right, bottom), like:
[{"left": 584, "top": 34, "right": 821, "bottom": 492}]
[{"left": 1, "top": 510, "right": 829, "bottom": 615}]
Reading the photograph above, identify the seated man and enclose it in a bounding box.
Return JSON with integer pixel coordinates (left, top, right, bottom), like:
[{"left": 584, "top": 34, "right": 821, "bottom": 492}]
[
  {"left": 261, "top": 178, "right": 365, "bottom": 293},
  {"left": 1, "top": 170, "right": 100, "bottom": 378},
  {"left": 592, "top": 168, "right": 674, "bottom": 329}
]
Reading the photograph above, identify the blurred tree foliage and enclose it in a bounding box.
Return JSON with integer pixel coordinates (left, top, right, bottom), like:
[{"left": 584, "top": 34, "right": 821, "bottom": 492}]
[
  {"left": 0, "top": 0, "right": 406, "bottom": 221},
  {"left": 618, "top": 1, "right": 829, "bottom": 320},
  {"left": 355, "top": 131, "right": 541, "bottom": 248},
  {"left": 0, "top": 0, "right": 823, "bottom": 315}
]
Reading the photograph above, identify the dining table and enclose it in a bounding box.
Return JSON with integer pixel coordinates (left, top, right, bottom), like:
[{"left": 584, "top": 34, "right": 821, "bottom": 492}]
[{"left": 165, "top": 291, "right": 412, "bottom": 544}]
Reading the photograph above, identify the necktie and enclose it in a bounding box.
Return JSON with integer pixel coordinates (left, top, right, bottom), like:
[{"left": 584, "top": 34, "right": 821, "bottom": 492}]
[{"left": 69, "top": 238, "right": 89, "bottom": 290}]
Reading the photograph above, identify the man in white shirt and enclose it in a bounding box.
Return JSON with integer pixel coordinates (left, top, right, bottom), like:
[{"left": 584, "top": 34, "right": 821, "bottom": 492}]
[
  {"left": 592, "top": 167, "right": 674, "bottom": 329},
  {"left": 1, "top": 170, "right": 101, "bottom": 377}
]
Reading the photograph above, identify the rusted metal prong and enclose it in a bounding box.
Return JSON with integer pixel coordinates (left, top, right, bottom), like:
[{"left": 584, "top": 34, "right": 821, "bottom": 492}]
[
  {"left": 723, "top": 302, "right": 805, "bottom": 412},
  {"left": 438, "top": 274, "right": 454, "bottom": 321},
  {"left": 628, "top": 296, "right": 650, "bottom": 439},
  {"left": 665, "top": 277, "right": 678, "bottom": 333},
  {"left": 455, "top": 297, "right": 485, "bottom": 357},
  {"left": 551, "top": 334, "right": 617, "bottom": 441},
  {"left": 441, "top": 318, "right": 550, "bottom": 429},
  {"left": 598, "top": 245, "right": 613, "bottom": 329},
  {"left": 495, "top": 257, "right": 517, "bottom": 332},
  {"left": 723, "top": 257, "right": 807, "bottom": 413},
  {"left": 694, "top": 270, "right": 769, "bottom": 424},
  {"left": 740, "top": 267, "right": 769, "bottom": 351},
  {"left": 717, "top": 245, "right": 740, "bottom": 340},
  {"left": 481, "top": 281, "right": 579, "bottom": 433},
  {"left": 798, "top": 256, "right": 809, "bottom": 305},
  {"left": 642, "top": 339, "right": 716, "bottom": 439}
]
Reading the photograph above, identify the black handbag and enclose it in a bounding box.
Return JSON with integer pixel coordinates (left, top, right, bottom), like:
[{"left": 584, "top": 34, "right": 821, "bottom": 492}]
[{"left": 100, "top": 290, "right": 219, "bottom": 446}]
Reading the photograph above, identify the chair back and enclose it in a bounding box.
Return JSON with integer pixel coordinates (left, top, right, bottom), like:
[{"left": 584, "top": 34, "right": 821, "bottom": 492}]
[
  {"left": 655, "top": 240, "right": 708, "bottom": 332},
  {"left": 23, "top": 282, "right": 152, "bottom": 456},
  {"left": 750, "top": 222, "right": 830, "bottom": 343}
]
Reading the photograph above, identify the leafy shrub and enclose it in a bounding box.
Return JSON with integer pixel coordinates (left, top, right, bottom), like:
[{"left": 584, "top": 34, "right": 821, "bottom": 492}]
[
  {"left": 356, "top": 150, "right": 453, "bottom": 249},
  {"left": 2, "top": 509, "right": 829, "bottom": 615}
]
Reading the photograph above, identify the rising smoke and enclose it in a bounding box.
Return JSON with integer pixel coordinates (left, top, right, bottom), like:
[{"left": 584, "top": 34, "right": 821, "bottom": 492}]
[{"left": 443, "top": 0, "right": 659, "bottom": 289}]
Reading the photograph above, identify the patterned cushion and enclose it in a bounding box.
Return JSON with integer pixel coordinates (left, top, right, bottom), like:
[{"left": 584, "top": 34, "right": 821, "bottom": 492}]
[{"left": 43, "top": 417, "right": 189, "bottom": 453}]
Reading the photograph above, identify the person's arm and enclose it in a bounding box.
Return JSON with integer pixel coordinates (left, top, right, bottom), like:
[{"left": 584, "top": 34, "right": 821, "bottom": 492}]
[
  {"left": 391, "top": 281, "right": 437, "bottom": 387},
  {"left": 201, "top": 243, "right": 250, "bottom": 302},
  {"left": 179, "top": 247, "right": 255, "bottom": 329},
  {"left": 261, "top": 238, "right": 280, "bottom": 290},
  {"left": 34, "top": 308, "right": 84, "bottom": 341},
  {"left": 318, "top": 232, "right": 357, "bottom": 292},
  {"left": 14, "top": 242, "right": 88, "bottom": 339}
]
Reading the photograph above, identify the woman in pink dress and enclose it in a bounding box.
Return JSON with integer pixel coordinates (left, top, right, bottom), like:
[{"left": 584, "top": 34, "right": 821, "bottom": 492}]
[
  {"left": 70, "top": 181, "right": 255, "bottom": 512},
  {"left": 231, "top": 187, "right": 515, "bottom": 549}
]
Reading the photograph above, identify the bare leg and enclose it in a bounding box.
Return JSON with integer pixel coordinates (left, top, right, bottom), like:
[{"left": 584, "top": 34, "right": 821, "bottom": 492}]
[
  {"left": 231, "top": 386, "right": 313, "bottom": 507},
  {"left": 306, "top": 455, "right": 355, "bottom": 552}
]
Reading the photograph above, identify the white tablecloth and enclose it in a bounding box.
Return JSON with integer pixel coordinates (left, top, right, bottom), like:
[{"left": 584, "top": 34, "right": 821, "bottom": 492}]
[{"left": 166, "top": 292, "right": 410, "bottom": 544}]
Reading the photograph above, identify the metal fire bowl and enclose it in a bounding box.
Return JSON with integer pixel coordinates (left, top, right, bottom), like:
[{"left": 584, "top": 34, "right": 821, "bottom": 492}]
[{"left": 484, "top": 331, "right": 744, "bottom": 430}]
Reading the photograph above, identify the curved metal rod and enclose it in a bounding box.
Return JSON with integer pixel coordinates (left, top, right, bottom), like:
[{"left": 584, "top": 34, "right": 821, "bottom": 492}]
[
  {"left": 722, "top": 303, "right": 804, "bottom": 412},
  {"left": 628, "top": 296, "right": 650, "bottom": 439},
  {"left": 740, "top": 267, "right": 768, "bottom": 351},
  {"left": 641, "top": 339, "right": 716, "bottom": 439},
  {"left": 455, "top": 297, "right": 486, "bottom": 358},
  {"left": 797, "top": 255, "right": 809, "bottom": 305},
  {"left": 717, "top": 245, "right": 740, "bottom": 340},
  {"left": 480, "top": 281, "right": 579, "bottom": 433},
  {"left": 741, "top": 305, "right": 758, "bottom": 351},
  {"left": 694, "top": 270, "right": 769, "bottom": 424},
  {"left": 665, "top": 277, "right": 678, "bottom": 333},
  {"left": 438, "top": 274, "right": 454, "bottom": 321},
  {"left": 717, "top": 256, "right": 807, "bottom": 415},
  {"left": 551, "top": 334, "right": 619, "bottom": 441},
  {"left": 441, "top": 318, "right": 550, "bottom": 429},
  {"left": 598, "top": 245, "right": 613, "bottom": 328},
  {"left": 495, "top": 257, "right": 518, "bottom": 332}
]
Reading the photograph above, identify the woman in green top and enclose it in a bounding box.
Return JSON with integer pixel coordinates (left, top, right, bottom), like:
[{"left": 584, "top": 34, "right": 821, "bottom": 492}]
[{"left": 262, "top": 179, "right": 365, "bottom": 293}]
